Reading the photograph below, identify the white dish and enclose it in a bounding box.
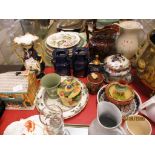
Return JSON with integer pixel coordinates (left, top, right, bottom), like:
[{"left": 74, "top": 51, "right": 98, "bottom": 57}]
[
  {"left": 35, "top": 76, "right": 89, "bottom": 119},
  {"left": 46, "top": 32, "right": 80, "bottom": 49}
]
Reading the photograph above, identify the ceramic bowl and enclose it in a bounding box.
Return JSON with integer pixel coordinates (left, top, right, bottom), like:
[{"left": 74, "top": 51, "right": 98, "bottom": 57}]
[{"left": 105, "top": 82, "right": 135, "bottom": 105}]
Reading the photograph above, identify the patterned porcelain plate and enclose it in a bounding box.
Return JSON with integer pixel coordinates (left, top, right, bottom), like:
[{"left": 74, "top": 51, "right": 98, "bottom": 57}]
[
  {"left": 35, "top": 76, "right": 89, "bottom": 119},
  {"left": 97, "top": 85, "right": 142, "bottom": 117},
  {"left": 45, "top": 35, "right": 85, "bottom": 55},
  {"left": 46, "top": 32, "right": 80, "bottom": 49}
]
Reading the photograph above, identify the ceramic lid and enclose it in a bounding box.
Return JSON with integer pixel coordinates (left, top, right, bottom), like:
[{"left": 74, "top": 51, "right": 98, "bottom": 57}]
[{"left": 104, "top": 54, "right": 130, "bottom": 71}]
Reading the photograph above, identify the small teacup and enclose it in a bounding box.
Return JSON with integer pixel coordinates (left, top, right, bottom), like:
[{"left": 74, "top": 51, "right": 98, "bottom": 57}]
[
  {"left": 124, "top": 115, "right": 152, "bottom": 135},
  {"left": 40, "top": 73, "right": 61, "bottom": 99},
  {"left": 97, "top": 101, "right": 126, "bottom": 134}
]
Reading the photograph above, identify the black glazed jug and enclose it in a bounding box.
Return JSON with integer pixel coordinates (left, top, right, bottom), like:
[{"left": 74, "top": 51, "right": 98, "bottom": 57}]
[
  {"left": 72, "top": 47, "right": 89, "bottom": 77},
  {"left": 53, "top": 49, "right": 71, "bottom": 76}
]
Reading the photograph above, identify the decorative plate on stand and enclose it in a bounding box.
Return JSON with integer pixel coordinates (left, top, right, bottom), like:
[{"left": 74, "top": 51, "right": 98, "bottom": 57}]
[{"left": 35, "top": 76, "right": 89, "bottom": 119}]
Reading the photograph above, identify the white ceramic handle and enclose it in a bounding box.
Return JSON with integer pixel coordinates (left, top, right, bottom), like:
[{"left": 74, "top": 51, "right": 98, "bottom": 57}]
[
  {"left": 138, "top": 28, "right": 146, "bottom": 46},
  {"left": 115, "top": 126, "right": 126, "bottom": 135},
  {"left": 139, "top": 96, "right": 155, "bottom": 110},
  {"left": 139, "top": 109, "right": 148, "bottom": 117}
]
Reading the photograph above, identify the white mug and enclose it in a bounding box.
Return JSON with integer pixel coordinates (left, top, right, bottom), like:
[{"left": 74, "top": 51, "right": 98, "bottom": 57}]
[
  {"left": 139, "top": 96, "right": 155, "bottom": 123},
  {"left": 97, "top": 101, "right": 126, "bottom": 135}
]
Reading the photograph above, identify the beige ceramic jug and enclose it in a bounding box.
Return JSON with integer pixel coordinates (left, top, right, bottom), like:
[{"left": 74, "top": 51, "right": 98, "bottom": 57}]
[{"left": 116, "top": 21, "right": 145, "bottom": 59}]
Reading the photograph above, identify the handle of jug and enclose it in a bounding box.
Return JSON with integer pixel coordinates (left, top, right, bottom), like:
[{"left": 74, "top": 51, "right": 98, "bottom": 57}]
[
  {"left": 139, "top": 95, "right": 155, "bottom": 110},
  {"left": 115, "top": 126, "right": 126, "bottom": 135},
  {"left": 138, "top": 28, "right": 146, "bottom": 47}
]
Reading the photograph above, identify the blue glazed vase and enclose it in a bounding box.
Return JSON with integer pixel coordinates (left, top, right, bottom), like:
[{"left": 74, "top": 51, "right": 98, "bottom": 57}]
[
  {"left": 53, "top": 49, "right": 71, "bottom": 76},
  {"left": 72, "top": 47, "right": 89, "bottom": 77}
]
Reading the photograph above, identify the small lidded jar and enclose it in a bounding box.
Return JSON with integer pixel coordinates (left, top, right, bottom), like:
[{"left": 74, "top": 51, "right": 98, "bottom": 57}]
[
  {"left": 86, "top": 72, "right": 104, "bottom": 95},
  {"left": 89, "top": 55, "right": 104, "bottom": 73}
]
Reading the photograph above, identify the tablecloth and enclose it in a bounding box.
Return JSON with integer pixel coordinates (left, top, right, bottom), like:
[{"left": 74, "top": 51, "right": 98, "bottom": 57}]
[{"left": 0, "top": 67, "right": 155, "bottom": 135}]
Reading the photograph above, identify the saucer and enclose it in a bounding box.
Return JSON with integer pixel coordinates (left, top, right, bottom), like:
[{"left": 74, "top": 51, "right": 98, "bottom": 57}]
[{"left": 88, "top": 119, "right": 124, "bottom": 135}]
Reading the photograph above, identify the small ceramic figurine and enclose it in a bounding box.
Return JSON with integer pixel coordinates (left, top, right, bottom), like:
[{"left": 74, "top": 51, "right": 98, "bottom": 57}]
[{"left": 13, "top": 33, "right": 45, "bottom": 78}]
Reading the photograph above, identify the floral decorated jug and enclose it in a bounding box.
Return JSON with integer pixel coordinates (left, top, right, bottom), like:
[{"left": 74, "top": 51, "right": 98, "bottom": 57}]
[{"left": 116, "top": 21, "right": 145, "bottom": 59}]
